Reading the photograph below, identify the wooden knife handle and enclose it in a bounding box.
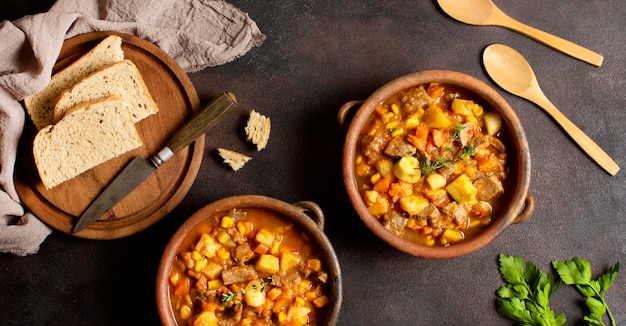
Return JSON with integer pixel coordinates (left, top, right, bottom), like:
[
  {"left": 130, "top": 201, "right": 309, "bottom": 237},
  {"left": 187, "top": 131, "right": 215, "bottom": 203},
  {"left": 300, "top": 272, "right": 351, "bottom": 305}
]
[{"left": 166, "top": 92, "right": 237, "bottom": 154}]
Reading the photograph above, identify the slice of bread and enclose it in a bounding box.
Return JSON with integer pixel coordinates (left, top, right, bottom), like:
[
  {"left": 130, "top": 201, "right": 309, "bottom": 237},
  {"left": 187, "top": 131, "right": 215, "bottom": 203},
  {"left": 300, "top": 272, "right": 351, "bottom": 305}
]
[
  {"left": 33, "top": 95, "right": 143, "bottom": 189},
  {"left": 53, "top": 59, "right": 159, "bottom": 123},
  {"left": 24, "top": 35, "right": 125, "bottom": 130},
  {"left": 244, "top": 110, "right": 271, "bottom": 151},
  {"left": 217, "top": 148, "right": 251, "bottom": 171}
]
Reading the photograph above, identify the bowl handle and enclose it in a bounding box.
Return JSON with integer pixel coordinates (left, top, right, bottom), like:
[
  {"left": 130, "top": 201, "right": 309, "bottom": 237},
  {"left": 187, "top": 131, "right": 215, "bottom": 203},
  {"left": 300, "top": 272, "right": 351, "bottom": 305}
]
[
  {"left": 512, "top": 192, "right": 535, "bottom": 224},
  {"left": 337, "top": 100, "right": 364, "bottom": 130},
  {"left": 292, "top": 201, "right": 325, "bottom": 231}
]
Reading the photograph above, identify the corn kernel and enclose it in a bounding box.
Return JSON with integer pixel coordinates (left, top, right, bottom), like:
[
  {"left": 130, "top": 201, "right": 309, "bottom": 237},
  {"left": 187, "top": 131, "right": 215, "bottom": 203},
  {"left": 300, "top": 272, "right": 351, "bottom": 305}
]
[
  {"left": 240, "top": 318, "right": 252, "bottom": 326},
  {"left": 370, "top": 173, "right": 381, "bottom": 184},
  {"left": 217, "top": 248, "right": 230, "bottom": 260},
  {"left": 179, "top": 305, "right": 192, "bottom": 319},
  {"left": 236, "top": 221, "right": 247, "bottom": 235},
  {"left": 390, "top": 103, "right": 400, "bottom": 115},
  {"left": 355, "top": 154, "right": 363, "bottom": 164},
  {"left": 220, "top": 215, "right": 235, "bottom": 228},
  {"left": 208, "top": 279, "right": 222, "bottom": 290},
  {"left": 191, "top": 250, "right": 202, "bottom": 261},
  {"left": 193, "top": 259, "right": 207, "bottom": 272},
  {"left": 406, "top": 218, "right": 416, "bottom": 229},
  {"left": 390, "top": 128, "right": 404, "bottom": 137},
  {"left": 169, "top": 271, "right": 180, "bottom": 286},
  {"left": 295, "top": 296, "right": 306, "bottom": 307},
  {"left": 278, "top": 312, "right": 287, "bottom": 323},
  {"left": 385, "top": 120, "right": 400, "bottom": 130}
]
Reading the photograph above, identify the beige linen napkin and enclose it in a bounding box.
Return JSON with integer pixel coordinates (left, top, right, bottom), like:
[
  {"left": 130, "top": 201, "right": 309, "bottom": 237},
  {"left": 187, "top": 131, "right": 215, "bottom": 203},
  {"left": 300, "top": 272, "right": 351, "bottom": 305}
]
[{"left": 0, "top": 0, "right": 265, "bottom": 256}]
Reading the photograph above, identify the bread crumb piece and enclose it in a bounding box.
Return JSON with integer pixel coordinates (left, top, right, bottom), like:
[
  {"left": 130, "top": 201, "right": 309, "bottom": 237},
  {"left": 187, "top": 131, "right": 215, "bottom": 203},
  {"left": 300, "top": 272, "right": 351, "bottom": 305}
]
[
  {"left": 217, "top": 148, "right": 251, "bottom": 171},
  {"left": 244, "top": 110, "right": 271, "bottom": 151}
]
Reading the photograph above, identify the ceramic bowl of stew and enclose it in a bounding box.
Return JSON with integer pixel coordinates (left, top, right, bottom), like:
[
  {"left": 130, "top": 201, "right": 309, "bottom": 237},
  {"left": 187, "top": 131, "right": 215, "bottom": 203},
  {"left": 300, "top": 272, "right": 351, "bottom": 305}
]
[
  {"left": 156, "top": 195, "right": 342, "bottom": 325},
  {"left": 339, "top": 70, "right": 534, "bottom": 258}
]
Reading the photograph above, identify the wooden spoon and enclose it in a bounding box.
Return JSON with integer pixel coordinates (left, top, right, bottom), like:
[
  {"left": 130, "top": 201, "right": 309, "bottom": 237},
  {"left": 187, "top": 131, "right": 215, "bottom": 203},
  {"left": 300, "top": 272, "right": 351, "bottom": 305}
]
[
  {"left": 483, "top": 44, "right": 619, "bottom": 176},
  {"left": 437, "top": 0, "right": 603, "bottom": 66}
]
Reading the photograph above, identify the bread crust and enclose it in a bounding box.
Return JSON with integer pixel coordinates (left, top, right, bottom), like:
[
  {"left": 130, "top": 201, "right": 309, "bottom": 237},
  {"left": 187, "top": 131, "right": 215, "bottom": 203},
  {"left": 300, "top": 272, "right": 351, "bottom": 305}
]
[{"left": 24, "top": 35, "right": 125, "bottom": 130}]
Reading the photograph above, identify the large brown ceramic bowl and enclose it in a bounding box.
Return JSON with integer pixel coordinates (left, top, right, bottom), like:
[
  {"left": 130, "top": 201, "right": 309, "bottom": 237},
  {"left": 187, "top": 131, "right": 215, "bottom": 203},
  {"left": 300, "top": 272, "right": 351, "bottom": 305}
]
[
  {"left": 156, "top": 195, "right": 342, "bottom": 325},
  {"left": 340, "top": 70, "right": 534, "bottom": 258}
]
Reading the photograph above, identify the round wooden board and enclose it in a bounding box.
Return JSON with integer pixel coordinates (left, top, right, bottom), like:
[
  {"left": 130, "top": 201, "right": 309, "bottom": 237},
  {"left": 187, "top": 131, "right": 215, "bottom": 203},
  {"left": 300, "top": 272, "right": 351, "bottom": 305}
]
[{"left": 14, "top": 32, "right": 204, "bottom": 240}]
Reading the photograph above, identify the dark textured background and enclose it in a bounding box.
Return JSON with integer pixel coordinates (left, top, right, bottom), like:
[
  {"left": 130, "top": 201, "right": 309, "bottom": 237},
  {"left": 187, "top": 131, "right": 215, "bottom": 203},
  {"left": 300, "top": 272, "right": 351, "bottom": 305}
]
[{"left": 1, "top": 1, "right": 625, "bottom": 325}]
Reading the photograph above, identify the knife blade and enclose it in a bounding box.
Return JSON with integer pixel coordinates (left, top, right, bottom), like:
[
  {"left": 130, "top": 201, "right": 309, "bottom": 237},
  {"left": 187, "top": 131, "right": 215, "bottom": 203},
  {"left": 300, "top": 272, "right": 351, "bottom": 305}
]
[{"left": 72, "top": 91, "right": 237, "bottom": 234}]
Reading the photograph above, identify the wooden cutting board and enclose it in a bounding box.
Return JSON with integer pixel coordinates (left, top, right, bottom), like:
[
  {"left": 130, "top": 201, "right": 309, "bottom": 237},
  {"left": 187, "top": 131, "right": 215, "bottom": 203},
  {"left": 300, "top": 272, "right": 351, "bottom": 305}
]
[{"left": 14, "top": 32, "right": 204, "bottom": 240}]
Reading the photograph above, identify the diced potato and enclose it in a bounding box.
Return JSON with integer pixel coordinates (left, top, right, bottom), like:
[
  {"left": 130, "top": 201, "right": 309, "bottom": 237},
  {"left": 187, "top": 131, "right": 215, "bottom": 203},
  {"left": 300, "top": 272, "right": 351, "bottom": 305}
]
[
  {"left": 312, "top": 295, "right": 330, "bottom": 308},
  {"left": 451, "top": 99, "right": 474, "bottom": 116},
  {"left": 307, "top": 259, "right": 322, "bottom": 272},
  {"left": 193, "top": 311, "right": 219, "bottom": 326},
  {"left": 393, "top": 156, "right": 421, "bottom": 183},
  {"left": 399, "top": 195, "right": 430, "bottom": 215},
  {"left": 255, "top": 229, "right": 276, "bottom": 247},
  {"left": 375, "top": 159, "right": 394, "bottom": 177},
  {"left": 441, "top": 229, "right": 464, "bottom": 245},
  {"left": 195, "top": 234, "right": 220, "bottom": 258},
  {"left": 287, "top": 306, "right": 312, "bottom": 322},
  {"left": 426, "top": 173, "right": 446, "bottom": 190},
  {"left": 422, "top": 106, "right": 451, "bottom": 129},
  {"left": 245, "top": 279, "right": 267, "bottom": 307},
  {"left": 267, "top": 287, "right": 283, "bottom": 301},
  {"left": 256, "top": 254, "right": 280, "bottom": 274},
  {"left": 216, "top": 230, "right": 236, "bottom": 247},
  {"left": 280, "top": 251, "right": 301, "bottom": 271},
  {"left": 403, "top": 112, "right": 421, "bottom": 130},
  {"left": 483, "top": 111, "right": 502, "bottom": 136},
  {"left": 364, "top": 190, "right": 389, "bottom": 216},
  {"left": 445, "top": 174, "right": 477, "bottom": 203}
]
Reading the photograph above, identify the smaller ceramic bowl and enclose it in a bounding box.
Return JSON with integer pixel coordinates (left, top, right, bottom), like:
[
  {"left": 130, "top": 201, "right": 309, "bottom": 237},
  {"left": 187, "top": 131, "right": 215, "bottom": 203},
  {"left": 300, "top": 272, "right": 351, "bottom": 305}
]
[
  {"left": 339, "top": 70, "right": 534, "bottom": 258},
  {"left": 156, "top": 195, "right": 343, "bottom": 325}
]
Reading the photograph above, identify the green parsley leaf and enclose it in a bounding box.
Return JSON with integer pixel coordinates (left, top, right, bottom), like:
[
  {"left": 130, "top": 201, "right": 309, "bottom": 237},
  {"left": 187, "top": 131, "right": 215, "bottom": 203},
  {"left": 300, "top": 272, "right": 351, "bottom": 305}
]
[
  {"left": 552, "top": 258, "right": 620, "bottom": 326},
  {"left": 496, "top": 254, "right": 565, "bottom": 326}
]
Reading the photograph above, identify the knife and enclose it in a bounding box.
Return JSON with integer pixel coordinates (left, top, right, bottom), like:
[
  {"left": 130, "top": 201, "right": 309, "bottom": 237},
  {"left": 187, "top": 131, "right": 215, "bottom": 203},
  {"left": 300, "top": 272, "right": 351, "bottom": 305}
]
[{"left": 72, "top": 91, "right": 237, "bottom": 234}]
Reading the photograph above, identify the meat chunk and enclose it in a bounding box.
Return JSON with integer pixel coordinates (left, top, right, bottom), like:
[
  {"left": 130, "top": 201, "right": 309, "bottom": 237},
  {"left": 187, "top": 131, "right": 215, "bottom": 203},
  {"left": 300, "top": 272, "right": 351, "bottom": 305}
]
[
  {"left": 474, "top": 175, "right": 504, "bottom": 201},
  {"left": 383, "top": 210, "right": 408, "bottom": 236},
  {"left": 384, "top": 136, "right": 416, "bottom": 158},
  {"left": 401, "top": 86, "right": 432, "bottom": 113},
  {"left": 222, "top": 265, "right": 257, "bottom": 285},
  {"left": 234, "top": 243, "right": 254, "bottom": 264}
]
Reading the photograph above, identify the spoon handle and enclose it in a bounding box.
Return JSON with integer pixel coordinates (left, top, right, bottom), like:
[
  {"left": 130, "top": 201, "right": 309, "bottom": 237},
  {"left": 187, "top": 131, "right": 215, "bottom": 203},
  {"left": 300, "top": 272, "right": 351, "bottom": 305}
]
[
  {"left": 526, "top": 92, "right": 619, "bottom": 176},
  {"left": 494, "top": 11, "right": 604, "bottom": 66}
]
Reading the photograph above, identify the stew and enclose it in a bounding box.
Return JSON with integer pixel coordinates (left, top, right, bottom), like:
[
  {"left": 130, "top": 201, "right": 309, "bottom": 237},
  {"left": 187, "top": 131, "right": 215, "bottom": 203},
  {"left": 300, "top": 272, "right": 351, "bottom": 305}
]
[
  {"left": 169, "top": 208, "right": 330, "bottom": 326},
  {"left": 355, "top": 83, "right": 508, "bottom": 246}
]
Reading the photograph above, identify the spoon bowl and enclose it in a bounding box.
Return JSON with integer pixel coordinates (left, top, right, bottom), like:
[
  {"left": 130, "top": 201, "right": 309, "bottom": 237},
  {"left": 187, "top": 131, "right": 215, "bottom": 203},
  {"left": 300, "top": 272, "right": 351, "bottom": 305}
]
[
  {"left": 437, "top": 0, "right": 603, "bottom": 66},
  {"left": 483, "top": 44, "right": 619, "bottom": 176}
]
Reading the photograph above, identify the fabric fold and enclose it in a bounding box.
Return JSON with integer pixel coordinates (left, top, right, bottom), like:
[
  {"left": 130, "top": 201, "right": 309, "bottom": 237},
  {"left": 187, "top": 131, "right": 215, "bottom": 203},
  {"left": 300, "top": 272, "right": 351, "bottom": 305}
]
[{"left": 0, "top": 0, "right": 264, "bottom": 256}]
